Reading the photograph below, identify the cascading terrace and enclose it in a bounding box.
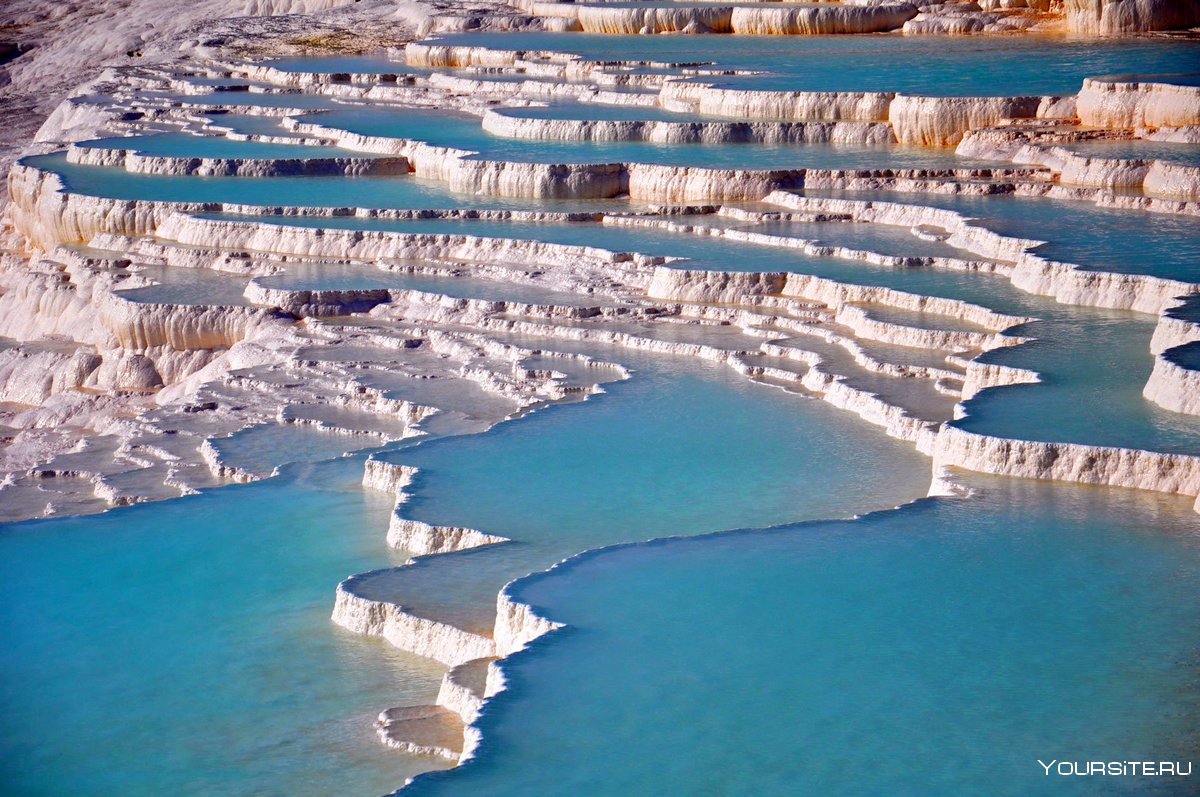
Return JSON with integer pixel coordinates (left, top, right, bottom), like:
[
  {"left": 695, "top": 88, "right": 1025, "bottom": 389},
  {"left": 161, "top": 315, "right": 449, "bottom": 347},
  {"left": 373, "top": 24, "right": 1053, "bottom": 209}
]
[{"left": 2, "top": 3, "right": 1199, "bottom": 795}]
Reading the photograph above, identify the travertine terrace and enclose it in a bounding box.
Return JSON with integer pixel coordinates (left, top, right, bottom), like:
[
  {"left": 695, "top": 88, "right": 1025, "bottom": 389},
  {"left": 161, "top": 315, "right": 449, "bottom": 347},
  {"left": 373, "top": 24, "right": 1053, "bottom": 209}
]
[{"left": 2, "top": 0, "right": 1198, "bottom": 792}]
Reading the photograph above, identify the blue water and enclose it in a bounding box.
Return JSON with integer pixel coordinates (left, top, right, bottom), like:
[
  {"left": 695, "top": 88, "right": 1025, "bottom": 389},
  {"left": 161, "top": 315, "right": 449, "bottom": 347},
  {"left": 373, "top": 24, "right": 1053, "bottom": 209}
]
[
  {"left": 0, "top": 345, "right": 928, "bottom": 796},
  {"left": 79, "top": 132, "right": 374, "bottom": 160},
  {"left": 213, "top": 211, "right": 1200, "bottom": 455},
  {"left": 22, "top": 152, "right": 629, "bottom": 212},
  {"left": 306, "top": 106, "right": 985, "bottom": 169},
  {"left": 1060, "top": 140, "right": 1200, "bottom": 168},
  {"left": 1168, "top": 340, "right": 1200, "bottom": 370},
  {"left": 197, "top": 113, "right": 306, "bottom": 138},
  {"left": 1161, "top": 74, "right": 1200, "bottom": 87},
  {"left": 9, "top": 39, "right": 1200, "bottom": 797},
  {"left": 116, "top": 264, "right": 251, "bottom": 305},
  {"left": 407, "top": 476, "right": 1200, "bottom": 797},
  {"left": 798, "top": 189, "right": 1200, "bottom": 283},
  {"left": 353, "top": 346, "right": 929, "bottom": 633},
  {"left": 959, "top": 312, "right": 1200, "bottom": 454},
  {"left": 1112, "top": 72, "right": 1200, "bottom": 88},
  {"left": 782, "top": 190, "right": 1200, "bottom": 452},
  {"left": 0, "top": 457, "right": 454, "bottom": 797},
  {"left": 180, "top": 77, "right": 252, "bottom": 88},
  {"left": 421, "top": 33, "right": 1200, "bottom": 97}
]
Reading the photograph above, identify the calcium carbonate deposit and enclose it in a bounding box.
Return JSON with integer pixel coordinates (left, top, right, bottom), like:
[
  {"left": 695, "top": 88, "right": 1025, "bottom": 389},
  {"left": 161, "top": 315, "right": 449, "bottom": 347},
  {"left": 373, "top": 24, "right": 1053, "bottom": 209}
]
[{"left": 1, "top": 1, "right": 1198, "bottom": 795}]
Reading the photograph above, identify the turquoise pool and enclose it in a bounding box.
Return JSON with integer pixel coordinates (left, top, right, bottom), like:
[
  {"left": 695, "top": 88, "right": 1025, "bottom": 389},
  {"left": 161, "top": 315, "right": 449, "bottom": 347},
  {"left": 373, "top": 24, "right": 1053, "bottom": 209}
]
[
  {"left": 79, "top": 132, "right": 375, "bottom": 160},
  {"left": 217, "top": 212, "right": 1200, "bottom": 456},
  {"left": 1060, "top": 139, "right": 1200, "bottom": 168},
  {"left": 0, "top": 345, "right": 929, "bottom": 796},
  {"left": 798, "top": 189, "right": 1200, "bottom": 283},
  {"left": 0, "top": 457, "right": 452, "bottom": 797},
  {"left": 420, "top": 33, "right": 1200, "bottom": 97},
  {"left": 405, "top": 475, "right": 1200, "bottom": 797},
  {"left": 305, "top": 107, "right": 991, "bottom": 169},
  {"left": 6, "top": 34, "right": 1200, "bottom": 797},
  {"left": 355, "top": 345, "right": 929, "bottom": 633},
  {"left": 23, "top": 152, "right": 631, "bottom": 212}
]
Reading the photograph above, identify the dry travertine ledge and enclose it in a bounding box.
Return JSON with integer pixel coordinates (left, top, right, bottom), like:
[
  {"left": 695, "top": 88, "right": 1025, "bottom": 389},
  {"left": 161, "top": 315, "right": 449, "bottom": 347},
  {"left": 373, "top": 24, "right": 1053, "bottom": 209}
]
[
  {"left": 3, "top": 0, "right": 1200, "bottom": 789},
  {"left": 0, "top": 244, "right": 609, "bottom": 520}
]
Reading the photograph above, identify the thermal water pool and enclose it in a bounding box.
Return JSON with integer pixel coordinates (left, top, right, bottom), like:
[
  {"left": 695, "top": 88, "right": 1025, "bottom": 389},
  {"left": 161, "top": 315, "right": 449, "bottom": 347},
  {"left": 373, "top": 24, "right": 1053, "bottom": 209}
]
[
  {"left": 404, "top": 475, "right": 1200, "bottom": 797},
  {"left": 0, "top": 457, "right": 453, "bottom": 796},
  {"left": 1058, "top": 139, "right": 1200, "bottom": 168},
  {"left": 304, "top": 106, "right": 991, "bottom": 169},
  {"left": 341, "top": 344, "right": 931, "bottom": 635},
  {"left": 217, "top": 211, "right": 1200, "bottom": 456},
  {"left": 22, "top": 152, "right": 634, "bottom": 212},
  {"left": 77, "top": 132, "right": 386, "bottom": 161},
  {"left": 797, "top": 189, "right": 1200, "bottom": 283},
  {"left": 418, "top": 33, "right": 1200, "bottom": 96},
  {"left": 0, "top": 342, "right": 929, "bottom": 796}
]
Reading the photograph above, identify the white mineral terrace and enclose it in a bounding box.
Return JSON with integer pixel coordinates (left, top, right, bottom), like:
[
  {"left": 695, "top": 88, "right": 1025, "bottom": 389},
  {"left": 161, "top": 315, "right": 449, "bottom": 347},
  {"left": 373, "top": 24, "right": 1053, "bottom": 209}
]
[{"left": 2, "top": 0, "right": 1199, "bottom": 790}]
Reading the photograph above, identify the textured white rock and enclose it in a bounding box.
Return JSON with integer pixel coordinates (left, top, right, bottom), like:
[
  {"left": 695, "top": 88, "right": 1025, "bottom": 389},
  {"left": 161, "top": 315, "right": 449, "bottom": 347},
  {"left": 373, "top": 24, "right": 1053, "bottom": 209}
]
[
  {"left": 481, "top": 110, "right": 894, "bottom": 146},
  {"left": 1065, "top": 0, "right": 1200, "bottom": 34},
  {"left": 0, "top": 347, "right": 103, "bottom": 405},
  {"left": 387, "top": 518, "right": 509, "bottom": 557},
  {"left": 404, "top": 43, "right": 526, "bottom": 69},
  {"left": 729, "top": 3, "right": 918, "bottom": 35},
  {"left": 1077, "top": 77, "right": 1200, "bottom": 130},
  {"left": 1144, "top": 161, "right": 1200, "bottom": 201},
  {"left": 933, "top": 424, "right": 1200, "bottom": 499},
  {"left": 99, "top": 292, "right": 277, "bottom": 350},
  {"left": 1151, "top": 301, "right": 1200, "bottom": 355},
  {"left": 1143, "top": 348, "right": 1200, "bottom": 416},
  {"left": 660, "top": 82, "right": 893, "bottom": 122},
  {"left": 66, "top": 142, "right": 410, "bottom": 177},
  {"left": 958, "top": 359, "right": 1040, "bottom": 401},
  {"left": 576, "top": 4, "right": 735, "bottom": 34},
  {"left": 435, "top": 658, "right": 493, "bottom": 724},
  {"left": 889, "top": 95, "right": 1044, "bottom": 147},
  {"left": 332, "top": 579, "right": 496, "bottom": 666},
  {"left": 493, "top": 585, "right": 563, "bottom": 659},
  {"left": 374, "top": 705, "right": 464, "bottom": 761},
  {"left": 362, "top": 456, "right": 418, "bottom": 495}
]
